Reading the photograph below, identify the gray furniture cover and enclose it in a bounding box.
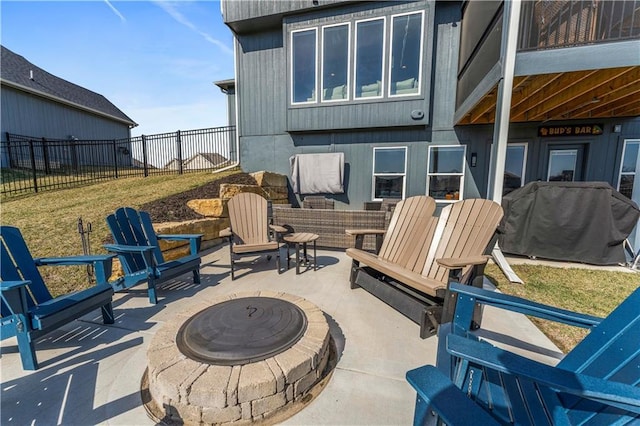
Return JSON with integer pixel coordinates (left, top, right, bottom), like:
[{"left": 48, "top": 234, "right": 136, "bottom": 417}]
[{"left": 499, "top": 181, "right": 640, "bottom": 265}]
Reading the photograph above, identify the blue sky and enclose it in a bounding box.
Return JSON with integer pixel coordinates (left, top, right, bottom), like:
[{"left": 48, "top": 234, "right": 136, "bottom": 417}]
[{"left": 1, "top": 1, "right": 235, "bottom": 136}]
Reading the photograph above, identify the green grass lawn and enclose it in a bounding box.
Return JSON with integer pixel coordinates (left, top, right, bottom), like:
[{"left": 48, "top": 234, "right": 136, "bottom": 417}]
[
  {"left": 485, "top": 263, "right": 637, "bottom": 353},
  {"left": 2, "top": 172, "right": 637, "bottom": 353},
  {"left": 1, "top": 169, "right": 239, "bottom": 296}
]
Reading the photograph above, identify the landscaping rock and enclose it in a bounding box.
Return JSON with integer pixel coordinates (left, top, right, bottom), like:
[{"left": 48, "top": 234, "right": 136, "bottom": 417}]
[
  {"left": 250, "top": 171, "right": 288, "bottom": 188},
  {"left": 187, "top": 198, "right": 228, "bottom": 218},
  {"left": 219, "top": 184, "right": 267, "bottom": 200}
]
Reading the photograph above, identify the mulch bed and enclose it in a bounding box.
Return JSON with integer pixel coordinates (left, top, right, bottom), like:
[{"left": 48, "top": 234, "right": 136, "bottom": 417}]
[{"left": 140, "top": 173, "right": 257, "bottom": 222}]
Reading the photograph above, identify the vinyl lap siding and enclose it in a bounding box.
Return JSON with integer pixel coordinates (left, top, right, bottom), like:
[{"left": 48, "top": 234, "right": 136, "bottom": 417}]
[{"left": 1, "top": 87, "right": 131, "bottom": 141}]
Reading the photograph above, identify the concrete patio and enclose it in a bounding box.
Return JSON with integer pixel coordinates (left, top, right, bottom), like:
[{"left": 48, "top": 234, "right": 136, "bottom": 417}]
[{"left": 1, "top": 244, "right": 564, "bottom": 425}]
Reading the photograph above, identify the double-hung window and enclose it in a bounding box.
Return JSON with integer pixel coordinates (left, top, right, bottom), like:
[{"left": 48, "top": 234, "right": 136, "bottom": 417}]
[
  {"left": 291, "top": 29, "right": 317, "bottom": 104},
  {"left": 354, "top": 18, "right": 385, "bottom": 99},
  {"left": 619, "top": 139, "right": 640, "bottom": 200},
  {"left": 372, "top": 147, "right": 407, "bottom": 200},
  {"left": 427, "top": 146, "right": 466, "bottom": 202},
  {"left": 389, "top": 11, "right": 423, "bottom": 97},
  {"left": 322, "top": 24, "right": 350, "bottom": 102}
]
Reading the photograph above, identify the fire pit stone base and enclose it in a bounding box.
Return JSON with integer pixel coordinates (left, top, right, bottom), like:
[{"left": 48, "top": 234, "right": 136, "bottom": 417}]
[{"left": 145, "top": 291, "right": 332, "bottom": 425}]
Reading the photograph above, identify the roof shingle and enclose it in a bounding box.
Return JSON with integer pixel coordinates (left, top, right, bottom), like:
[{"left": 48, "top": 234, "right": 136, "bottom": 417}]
[{"left": 1, "top": 45, "right": 136, "bottom": 126}]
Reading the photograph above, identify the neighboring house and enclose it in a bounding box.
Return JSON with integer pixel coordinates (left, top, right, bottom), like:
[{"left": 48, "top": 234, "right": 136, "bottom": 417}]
[
  {"left": 165, "top": 153, "right": 229, "bottom": 171},
  {"left": 164, "top": 158, "right": 183, "bottom": 171},
  {"left": 0, "top": 45, "right": 137, "bottom": 167},
  {"left": 220, "top": 0, "right": 640, "bottom": 249},
  {"left": 183, "top": 152, "right": 229, "bottom": 170}
]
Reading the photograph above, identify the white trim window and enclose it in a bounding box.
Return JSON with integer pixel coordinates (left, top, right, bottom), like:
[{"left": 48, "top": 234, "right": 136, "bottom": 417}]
[
  {"left": 321, "top": 23, "right": 350, "bottom": 102},
  {"left": 388, "top": 11, "right": 424, "bottom": 97},
  {"left": 504, "top": 143, "right": 528, "bottom": 194},
  {"left": 354, "top": 17, "right": 386, "bottom": 100},
  {"left": 618, "top": 139, "right": 640, "bottom": 200},
  {"left": 372, "top": 146, "right": 407, "bottom": 200},
  {"left": 291, "top": 28, "right": 318, "bottom": 104},
  {"left": 427, "top": 145, "right": 466, "bottom": 202}
]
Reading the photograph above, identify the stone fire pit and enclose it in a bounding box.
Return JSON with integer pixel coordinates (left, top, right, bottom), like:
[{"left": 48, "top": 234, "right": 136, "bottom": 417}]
[{"left": 144, "top": 291, "right": 334, "bottom": 425}]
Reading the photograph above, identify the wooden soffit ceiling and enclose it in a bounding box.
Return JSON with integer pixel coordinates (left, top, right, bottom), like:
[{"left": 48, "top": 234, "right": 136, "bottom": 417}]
[{"left": 456, "top": 66, "right": 640, "bottom": 125}]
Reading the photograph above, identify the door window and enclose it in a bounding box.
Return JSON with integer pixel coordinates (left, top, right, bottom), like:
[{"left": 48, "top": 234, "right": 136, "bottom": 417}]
[
  {"left": 547, "top": 149, "right": 577, "bottom": 181},
  {"left": 619, "top": 140, "right": 640, "bottom": 199}
]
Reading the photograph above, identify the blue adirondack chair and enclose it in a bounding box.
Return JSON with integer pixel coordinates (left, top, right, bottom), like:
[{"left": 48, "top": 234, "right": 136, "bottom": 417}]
[
  {"left": 407, "top": 282, "right": 640, "bottom": 425},
  {"left": 1, "top": 226, "right": 115, "bottom": 370},
  {"left": 105, "top": 207, "right": 202, "bottom": 304}
]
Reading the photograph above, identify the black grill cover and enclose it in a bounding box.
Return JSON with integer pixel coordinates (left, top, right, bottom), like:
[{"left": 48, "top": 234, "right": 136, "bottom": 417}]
[{"left": 499, "top": 182, "right": 640, "bottom": 265}]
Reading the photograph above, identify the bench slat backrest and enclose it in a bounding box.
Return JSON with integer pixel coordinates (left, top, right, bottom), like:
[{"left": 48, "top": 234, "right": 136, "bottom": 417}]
[
  {"left": 423, "top": 199, "right": 504, "bottom": 283},
  {"left": 107, "top": 207, "right": 165, "bottom": 273},
  {"left": 377, "top": 196, "right": 437, "bottom": 273},
  {"left": 1, "top": 226, "right": 52, "bottom": 315},
  {"left": 228, "top": 193, "right": 270, "bottom": 246}
]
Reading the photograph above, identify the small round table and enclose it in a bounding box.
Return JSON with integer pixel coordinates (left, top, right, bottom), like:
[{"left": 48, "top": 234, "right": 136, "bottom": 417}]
[{"left": 283, "top": 233, "right": 319, "bottom": 274}]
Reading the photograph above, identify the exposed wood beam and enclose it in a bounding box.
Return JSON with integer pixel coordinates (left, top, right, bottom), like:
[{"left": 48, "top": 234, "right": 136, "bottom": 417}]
[
  {"left": 510, "top": 73, "right": 562, "bottom": 112},
  {"left": 573, "top": 81, "right": 640, "bottom": 118},
  {"left": 539, "top": 68, "right": 638, "bottom": 120},
  {"left": 510, "top": 70, "right": 595, "bottom": 121}
]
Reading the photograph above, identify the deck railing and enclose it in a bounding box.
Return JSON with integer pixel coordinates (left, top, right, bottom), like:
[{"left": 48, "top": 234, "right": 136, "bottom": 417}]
[
  {"left": 519, "top": 0, "right": 639, "bottom": 51},
  {"left": 1, "top": 126, "right": 237, "bottom": 198}
]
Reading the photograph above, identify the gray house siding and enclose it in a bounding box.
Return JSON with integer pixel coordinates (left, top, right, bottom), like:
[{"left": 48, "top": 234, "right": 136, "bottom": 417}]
[
  {"left": 1, "top": 86, "right": 131, "bottom": 141},
  {"left": 234, "top": 1, "right": 466, "bottom": 209}
]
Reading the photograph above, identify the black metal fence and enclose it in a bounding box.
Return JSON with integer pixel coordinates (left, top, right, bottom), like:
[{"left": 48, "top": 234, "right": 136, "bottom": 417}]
[
  {"left": 519, "top": 0, "right": 640, "bottom": 51},
  {"left": 1, "top": 126, "right": 237, "bottom": 198}
]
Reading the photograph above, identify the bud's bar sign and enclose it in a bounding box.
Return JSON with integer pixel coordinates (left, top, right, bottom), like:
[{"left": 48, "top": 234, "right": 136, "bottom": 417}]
[{"left": 538, "top": 124, "right": 603, "bottom": 137}]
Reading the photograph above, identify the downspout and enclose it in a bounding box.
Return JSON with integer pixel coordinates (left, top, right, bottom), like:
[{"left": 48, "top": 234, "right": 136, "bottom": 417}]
[
  {"left": 490, "top": 0, "right": 524, "bottom": 284},
  {"left": 215, "top": 1, "right": 241, "bottom": 174}
]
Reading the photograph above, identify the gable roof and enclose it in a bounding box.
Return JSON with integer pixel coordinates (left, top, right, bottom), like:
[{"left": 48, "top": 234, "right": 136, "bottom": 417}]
[
  {"left": 0, "top": 45, "right": 137, "bottom": 127},
  {"left": 186, "top": 152, "right": 228, "bottom": 165}
]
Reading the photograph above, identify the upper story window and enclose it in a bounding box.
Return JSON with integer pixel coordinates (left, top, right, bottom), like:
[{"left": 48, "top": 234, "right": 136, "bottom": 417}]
[
  {"left": 289, "top": 9, "right": 424, "bottom": 106},
  {"left": 354, "top": 18, "right": 385, "bottom": 99},
  {"left": 427, "top": 145, "right": 466, "bottom": 202},
  {"left": 291, "top": 29, "right": 317, "bottom": 104},
  {"left": 389, "top": 12, "right": 423, "bottom": 97},
  {"left": 322, "top": 24, "right": 350, "bottom": 102},
  {"left": 372, "top": 146, "right": 407, "bottom": 200}
]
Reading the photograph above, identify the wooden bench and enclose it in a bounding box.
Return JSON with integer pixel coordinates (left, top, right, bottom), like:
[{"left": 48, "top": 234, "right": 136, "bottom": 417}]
[{"left": 346, "top": 197, "right": 503, "bottom": 338}]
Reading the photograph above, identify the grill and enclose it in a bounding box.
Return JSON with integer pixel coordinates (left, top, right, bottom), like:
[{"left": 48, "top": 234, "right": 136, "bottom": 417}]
[{"left": 176, "top": 297, "right": 308, "bottom": 365}]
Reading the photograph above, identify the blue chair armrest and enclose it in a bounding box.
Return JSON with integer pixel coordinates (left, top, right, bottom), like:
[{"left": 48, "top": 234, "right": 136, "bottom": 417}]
[
  {"left": 156, "top": 234, "right": 203, "bottom": 240},
  {"left": 0, "top": 280, "right": 31, "bottom": 291},
  {"left": 103, "top": 244, "right": 156, "bottom": 254},
  {"left": 406, "top": 365, "right": 501, "bottom": 425},
  {"left": 449, "top": 282, "right": 602, "bottom": 329},
  {"left": 446, "top": 334, "right": 640, "bottom": 414},
  {"left": 157, "top": 234, "right": 202, "bottom": 255},
  {"left": 34, "top": 255, "right": 116, "bottom": 285},
  {"left": 1, "top": 280, "right": 31, "bottom": 317}
]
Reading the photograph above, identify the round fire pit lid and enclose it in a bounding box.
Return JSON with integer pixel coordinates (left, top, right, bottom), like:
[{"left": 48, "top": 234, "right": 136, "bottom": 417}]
[{"left": 176, "top": 297, "right": 308, "bottom": 365}]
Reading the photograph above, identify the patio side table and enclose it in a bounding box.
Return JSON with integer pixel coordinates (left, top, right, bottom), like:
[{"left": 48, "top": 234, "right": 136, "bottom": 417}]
[{"left": 283, "top": 232, "right": 319, "bottom": 274}]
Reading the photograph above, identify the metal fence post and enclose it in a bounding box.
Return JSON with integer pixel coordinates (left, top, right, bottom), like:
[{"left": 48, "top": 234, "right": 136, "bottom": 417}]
[
  {"left": 42, "top": 137, "right": 51, "bottom": 175},
  {"left": 5, "top": 132, "right": 13, "bottom": 168},
  {"left": 112, "top": 140, "right": 119, "bottom": 178},
  {"left": 142, "top": 135, "right": 149, "bottom": 177},
  {"left": 176, "top": 130, "right": 183, "bottom": 175},
  {"left": 28, "top": 139, "right": 38, "bottom": 193}
]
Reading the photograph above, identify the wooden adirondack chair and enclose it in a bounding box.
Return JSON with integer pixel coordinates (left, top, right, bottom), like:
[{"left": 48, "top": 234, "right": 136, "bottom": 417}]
[
  {"left": 105, "top": 207, "right": 202, "bottom": 304},
  {"left": 407, "top": 282, "right": 640, "bottom": 425},
  {"left": 220, "top": 192, "right": 285, "bottom": 280},
  {"left": 1, "top": 226, "right": 115, "bottom": 370},
  {"left": 346, "top": 197, "right": 503, "bottom": 337}
]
